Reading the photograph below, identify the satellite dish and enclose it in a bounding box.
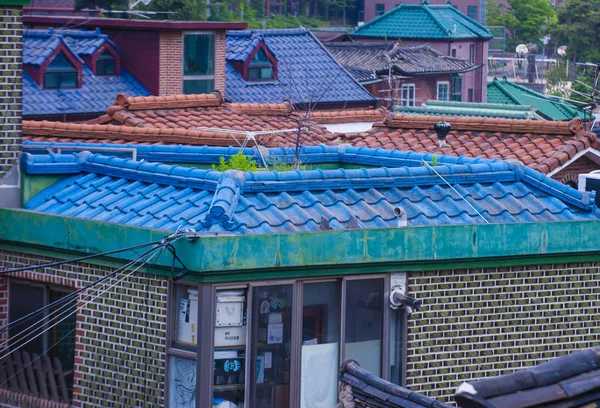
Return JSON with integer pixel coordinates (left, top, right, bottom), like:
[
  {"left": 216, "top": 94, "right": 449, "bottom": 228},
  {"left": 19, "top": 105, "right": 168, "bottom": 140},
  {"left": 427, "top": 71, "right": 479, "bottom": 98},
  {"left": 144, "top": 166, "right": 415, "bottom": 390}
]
[
  {"left": 557, "top": 45, "right": 567, "bottom": 57},
  {"left": 515, "top": 44, "right": 528, "bottom": 54}
]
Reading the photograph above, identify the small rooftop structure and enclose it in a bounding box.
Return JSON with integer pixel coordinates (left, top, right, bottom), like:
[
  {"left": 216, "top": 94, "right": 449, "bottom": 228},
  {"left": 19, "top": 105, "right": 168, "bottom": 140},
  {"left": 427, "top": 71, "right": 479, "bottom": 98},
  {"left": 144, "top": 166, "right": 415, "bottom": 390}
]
[
  {"left": 488, "top": 78, "right": 584, "bottom": 122},
  {"left": 352, "top": 3, "right": 493, "bottom": 40},
  {"left": 325, "top": 42, "right": 477, "bottom": 84},
  {"left": 455, "top": 346, "right": 600, "bottom": 408},
  {"left": 225, "top": 28, "right": 375, "bottom": 107}
]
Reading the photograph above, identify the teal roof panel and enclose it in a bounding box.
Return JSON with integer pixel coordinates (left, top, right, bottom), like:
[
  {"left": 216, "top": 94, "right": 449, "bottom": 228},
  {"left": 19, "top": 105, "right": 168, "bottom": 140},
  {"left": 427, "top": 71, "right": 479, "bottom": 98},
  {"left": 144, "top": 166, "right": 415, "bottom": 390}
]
[
  {"left": 487, "top": 78, "right": 585, "bottom": 121},
  {"left": 353, "top": 4, "right": 493, "bottom": 40}
]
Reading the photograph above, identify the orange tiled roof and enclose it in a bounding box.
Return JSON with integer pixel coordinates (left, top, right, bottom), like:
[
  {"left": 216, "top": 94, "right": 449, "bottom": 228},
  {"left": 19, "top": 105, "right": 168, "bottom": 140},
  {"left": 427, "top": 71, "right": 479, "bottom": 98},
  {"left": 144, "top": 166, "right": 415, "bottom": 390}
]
[
  {"left": 24, "top": 93, "right": 389, "bottom": 146},
  {"left": 336, "top": 113, "right": 597, "bottom": 174}
]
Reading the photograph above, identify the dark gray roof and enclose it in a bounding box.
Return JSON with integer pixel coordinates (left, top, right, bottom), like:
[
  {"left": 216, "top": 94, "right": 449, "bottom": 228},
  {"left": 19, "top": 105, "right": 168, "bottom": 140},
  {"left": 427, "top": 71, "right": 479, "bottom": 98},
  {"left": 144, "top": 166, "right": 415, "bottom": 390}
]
[
  {"left": 324, "top": 42, "right": 477, "bottom": 82},
  {"left": 339, "top": 360, "right": 453, "bottom": 408},
  {"left": 455, "top": 346, "right": 600, "bottom": 408}
]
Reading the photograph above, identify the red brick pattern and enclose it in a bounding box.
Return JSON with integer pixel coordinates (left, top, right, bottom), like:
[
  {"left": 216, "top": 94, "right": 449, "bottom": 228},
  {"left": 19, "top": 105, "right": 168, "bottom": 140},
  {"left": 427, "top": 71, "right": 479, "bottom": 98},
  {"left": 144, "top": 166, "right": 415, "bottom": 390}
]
[
  {"left": 215, "top": 31, "right": 226, "bottom": 95},
  {"left": 158, "top": 32, "right": 183, "bottom": 96},
  {"left": 554, "top": 155, "right": 600, "bottom": 185}
]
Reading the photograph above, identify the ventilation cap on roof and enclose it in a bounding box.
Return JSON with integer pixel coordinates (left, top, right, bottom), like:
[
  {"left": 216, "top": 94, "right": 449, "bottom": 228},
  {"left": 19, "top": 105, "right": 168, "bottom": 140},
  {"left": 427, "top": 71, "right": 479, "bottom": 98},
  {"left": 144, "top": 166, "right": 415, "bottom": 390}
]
[{"left": 434, "top": 121, "right": 451, "bottom": 148}]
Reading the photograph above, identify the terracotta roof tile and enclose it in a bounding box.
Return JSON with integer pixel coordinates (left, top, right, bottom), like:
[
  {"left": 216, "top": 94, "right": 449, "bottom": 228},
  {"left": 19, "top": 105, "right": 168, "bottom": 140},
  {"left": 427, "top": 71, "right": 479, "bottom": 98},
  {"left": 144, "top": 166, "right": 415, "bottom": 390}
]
[{"left": 334, "top": 113, "right": 598, "bottom": 174}]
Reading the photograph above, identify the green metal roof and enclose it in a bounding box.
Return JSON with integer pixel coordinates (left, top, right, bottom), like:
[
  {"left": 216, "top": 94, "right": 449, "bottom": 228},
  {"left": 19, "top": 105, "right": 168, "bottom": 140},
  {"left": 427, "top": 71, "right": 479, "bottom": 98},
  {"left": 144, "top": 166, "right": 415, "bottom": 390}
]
[
  {"left": 353, "top": 4, "right": 493, "bottom": 40},
  {"left": 396, "top": 100, "right": 542, "bottom": 120},
  {"left": 487, "top": 78, "right": 585, "bottom": 121}
]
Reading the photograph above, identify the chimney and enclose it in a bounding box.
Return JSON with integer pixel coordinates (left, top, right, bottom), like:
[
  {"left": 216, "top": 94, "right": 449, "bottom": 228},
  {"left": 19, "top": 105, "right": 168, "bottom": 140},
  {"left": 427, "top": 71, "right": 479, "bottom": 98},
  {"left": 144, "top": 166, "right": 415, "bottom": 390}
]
[{"left": 0, "top": 2, "right": 24, "bottom": 208}]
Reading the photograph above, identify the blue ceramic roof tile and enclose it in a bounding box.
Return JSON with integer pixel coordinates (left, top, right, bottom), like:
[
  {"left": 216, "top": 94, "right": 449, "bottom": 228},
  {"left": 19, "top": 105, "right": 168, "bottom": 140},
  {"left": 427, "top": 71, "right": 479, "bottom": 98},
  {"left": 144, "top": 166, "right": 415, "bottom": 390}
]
[
  {"left": 23, "top": 29, "right": 148, "bottom": 117},
  {"left": 225, "top": 28, "right": 375, "bottom": 105},
  {"left": 22, "top": 146, "right": 599, "bottom": 235}
]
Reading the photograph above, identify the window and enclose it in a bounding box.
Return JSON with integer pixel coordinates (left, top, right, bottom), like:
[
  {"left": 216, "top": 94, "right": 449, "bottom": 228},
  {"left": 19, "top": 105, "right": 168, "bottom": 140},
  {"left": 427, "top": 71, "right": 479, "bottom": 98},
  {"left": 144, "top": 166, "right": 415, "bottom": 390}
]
[
  {"left": 401, "top": 84, "right": 415, "bottom": 107},
  {"left": 451, "top": 75, "right": 463, "bottom": 101},
  {"left": 248, "top": 49, "right": 274, "bottom": 82},
  {"left": 375, "top": 3, "right": 385, "bottom": 16},
  {"left": 451, "top": 48, "right": 457, "bottom": 58},
  {"left": 96, "top": 51, "right": 116, "bottom": 75},
  {"left": 467, "top": 6, "right": 478, "bottom": 21},
  {"left": 7, "top": 280, "right": 76, "bottom": 403},
  {"left": 437, "top": 81, "right": 450, "bottom": 101},
  {"left": 44, "top": 52, "right": 77, "bottom": 89},
  {"left": 173, "top": 275, "right": 394, "bottom": 407},
  {"left": 344, "top": 279, "right": 384, "bottom": 376},
  {"left": 468, "top": 88, "right": 474, "bottom": 102},
  {"left": 183, "top": 33, "right": 215, "bottom": 95},
  {"left": 469, "top": 44, "right": 475, "bottom": 63}
]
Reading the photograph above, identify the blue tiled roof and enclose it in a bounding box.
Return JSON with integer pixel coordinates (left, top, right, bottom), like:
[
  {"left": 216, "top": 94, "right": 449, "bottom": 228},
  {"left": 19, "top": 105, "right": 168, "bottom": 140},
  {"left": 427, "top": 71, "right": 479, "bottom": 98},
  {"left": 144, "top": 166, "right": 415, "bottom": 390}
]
[
  {"left": 225, "top": 28, "right": 375, "bottom": 105},
  {"left": 23, "top": 67, "right": 149, "bottom": 117},
  {"left": 23, "top": 29, "right": 148, "bottom": 117},
  {"left": 59, "top": 28, "right": 120, "bottom": 56},
  {"left": 24, "top": 29, "right": 84, "bottom": 66},
  {"left": 22, "top": 145, "right": 599, "bottom": 235}
]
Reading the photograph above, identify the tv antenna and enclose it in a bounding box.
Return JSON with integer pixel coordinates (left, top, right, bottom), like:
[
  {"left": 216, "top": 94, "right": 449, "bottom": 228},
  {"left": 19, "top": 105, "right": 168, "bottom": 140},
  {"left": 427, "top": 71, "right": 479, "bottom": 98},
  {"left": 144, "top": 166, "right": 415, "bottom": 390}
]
[
  {"left": 196, "top": 127, "right": 306, "bottom": 171},
  {"left": 106, "top": 0, "right": 177, "bottom": 19}
]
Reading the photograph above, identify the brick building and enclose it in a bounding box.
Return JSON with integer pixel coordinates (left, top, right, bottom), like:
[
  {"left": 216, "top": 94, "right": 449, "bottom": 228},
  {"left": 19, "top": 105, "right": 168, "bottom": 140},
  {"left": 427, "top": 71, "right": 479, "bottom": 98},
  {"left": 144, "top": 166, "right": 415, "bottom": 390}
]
[
  {"left": 352, "top": 3, "right": 492, "bottom": 104},
  {"left": 0, "top": 0, "right": 27, "bottom": 208},
  {"left": 24, "top": 15, "right": 246, "bottom": 96},
  {"left": 1, "top": 145, "right": 600, "bottom": 407}
]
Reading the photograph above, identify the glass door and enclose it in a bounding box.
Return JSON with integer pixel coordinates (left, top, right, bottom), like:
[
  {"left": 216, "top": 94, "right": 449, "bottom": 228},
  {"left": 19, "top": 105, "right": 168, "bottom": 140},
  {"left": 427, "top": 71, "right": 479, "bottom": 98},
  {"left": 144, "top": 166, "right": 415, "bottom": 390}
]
[
  {"left": 300, "top": 281, "right": 340, "bottom": 408},
  {"left": 250, "top": 285, "right": 293, "bottom": 408}
]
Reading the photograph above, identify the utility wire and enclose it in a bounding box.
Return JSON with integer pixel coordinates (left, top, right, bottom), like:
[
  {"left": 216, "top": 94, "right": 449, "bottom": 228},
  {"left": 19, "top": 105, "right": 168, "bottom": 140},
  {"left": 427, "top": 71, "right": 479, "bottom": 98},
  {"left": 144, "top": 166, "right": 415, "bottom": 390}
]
[
  {"left": 0, "top": 248, "right": 162, "bottom": 387},
  {"left": 0, "top": 247, "right": 162, "bottom": 363},
  {"left": 0, "top": 245, "right": 158, "bottom": 333},
  {"left": 0, "top": 239, "right": 164, "bottom": 276},
  {"left": 423, "top": 160, "right": 489, "bottom": 224},
  {"left": 0, "top": 249, "right": 154, "bottom": 352},
  {"left": 0, "top": 232, "right": 185, "bottom": 333}
]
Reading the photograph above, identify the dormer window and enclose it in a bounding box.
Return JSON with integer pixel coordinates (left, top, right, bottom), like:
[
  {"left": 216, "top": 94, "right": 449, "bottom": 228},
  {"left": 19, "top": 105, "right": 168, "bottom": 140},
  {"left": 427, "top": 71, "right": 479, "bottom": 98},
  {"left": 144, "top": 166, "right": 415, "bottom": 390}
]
[
  {"left": 248, "top": 49, "right": 274, "bottom": 82},
  {"left": 96, "top": 51, "right": 116, "bottom": 75},
  {"left": 44, "top": 52, "right": 77, "bottom": 89}
]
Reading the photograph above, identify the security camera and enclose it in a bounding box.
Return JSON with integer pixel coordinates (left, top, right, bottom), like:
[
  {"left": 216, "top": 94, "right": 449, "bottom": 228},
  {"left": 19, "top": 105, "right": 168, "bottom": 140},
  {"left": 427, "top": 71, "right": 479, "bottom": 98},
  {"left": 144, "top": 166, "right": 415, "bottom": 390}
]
[{"left": 390, "top": 286, "right": 422, "bottom": 312}]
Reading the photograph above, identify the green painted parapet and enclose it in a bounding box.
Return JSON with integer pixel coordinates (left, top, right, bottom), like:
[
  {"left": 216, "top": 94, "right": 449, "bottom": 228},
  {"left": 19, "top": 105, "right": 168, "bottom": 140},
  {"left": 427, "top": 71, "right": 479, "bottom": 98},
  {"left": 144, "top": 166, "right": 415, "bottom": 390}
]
[{"left": 1, "top": 208, "right": 600, "bottom": 282}]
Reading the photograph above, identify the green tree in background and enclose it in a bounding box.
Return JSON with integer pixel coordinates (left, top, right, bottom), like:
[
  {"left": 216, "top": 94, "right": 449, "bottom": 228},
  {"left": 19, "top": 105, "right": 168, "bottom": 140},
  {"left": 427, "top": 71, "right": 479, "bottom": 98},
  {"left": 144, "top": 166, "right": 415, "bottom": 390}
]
[
  {"left": 548, "top": 0, "right": 600, "bottom": 63},
  {"left": 487, "top": 0, "right": 556, "bottom": 52}
]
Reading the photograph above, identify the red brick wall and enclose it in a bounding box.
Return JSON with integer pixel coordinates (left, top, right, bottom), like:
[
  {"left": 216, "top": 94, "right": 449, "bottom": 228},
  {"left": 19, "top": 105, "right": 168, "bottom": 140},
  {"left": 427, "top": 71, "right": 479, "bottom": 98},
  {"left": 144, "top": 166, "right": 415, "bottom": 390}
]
[
  {"left": 552, "top": 155, "right": 600, "bottom": 186},
  {"left": 215, "top": 31, "right": 226, "bottom": 95},
  {"left": 158, "top": 30, "right": 226, "bottom": 96},
  {"left": 159, "top": 31, "right": 183, "bottom": 95}
]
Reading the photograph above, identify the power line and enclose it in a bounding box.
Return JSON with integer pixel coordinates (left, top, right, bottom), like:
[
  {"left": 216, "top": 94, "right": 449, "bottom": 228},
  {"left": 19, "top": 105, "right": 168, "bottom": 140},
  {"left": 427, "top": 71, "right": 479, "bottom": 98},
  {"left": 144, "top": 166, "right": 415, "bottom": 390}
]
[
  {"left": 0, "top": 239, "right": 165, "bottom": 276},
  {"left": 0, "top": 247, "right": 163, "bottom": 387},
  {"left": 423, "top": 160, "right": 489, "bottom": 224},
  {"left": 0, "top": 232, "right": 185, "bottom": 333}
]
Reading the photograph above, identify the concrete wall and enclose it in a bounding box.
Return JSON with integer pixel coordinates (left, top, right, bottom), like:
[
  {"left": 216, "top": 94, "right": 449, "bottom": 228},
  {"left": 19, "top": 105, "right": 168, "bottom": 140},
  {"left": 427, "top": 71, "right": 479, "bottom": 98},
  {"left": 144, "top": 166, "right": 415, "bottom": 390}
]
[{"left": 0, "top": 6, "right": 23, "bottom": 208}]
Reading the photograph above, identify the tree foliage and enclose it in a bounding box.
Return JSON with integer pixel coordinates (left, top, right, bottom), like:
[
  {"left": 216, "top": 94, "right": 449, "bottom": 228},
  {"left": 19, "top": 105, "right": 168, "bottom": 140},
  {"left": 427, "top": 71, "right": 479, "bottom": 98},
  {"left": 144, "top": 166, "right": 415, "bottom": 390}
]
[
  {"left": 547, "top": 0, "right": 600, "bottom": 63},
  {"left": 212, "top": 152, "right": 258, "bottom": 172},
  {"left": 486, "top": 0, "right": 556, "bottom": 52}
]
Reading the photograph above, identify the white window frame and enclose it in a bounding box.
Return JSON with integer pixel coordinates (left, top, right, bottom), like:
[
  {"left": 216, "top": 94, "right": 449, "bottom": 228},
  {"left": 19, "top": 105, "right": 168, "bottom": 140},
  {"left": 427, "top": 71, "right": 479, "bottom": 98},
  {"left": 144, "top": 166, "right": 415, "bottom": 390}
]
[
  {"left": 401, "top": 84, "right": 415, "bottom": 107},
  {"left": 182, "top": 31, "right": 216, "bottom": 94},
  {"left": 437, "top": 81, "right": 450, "bottom": 102}
]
